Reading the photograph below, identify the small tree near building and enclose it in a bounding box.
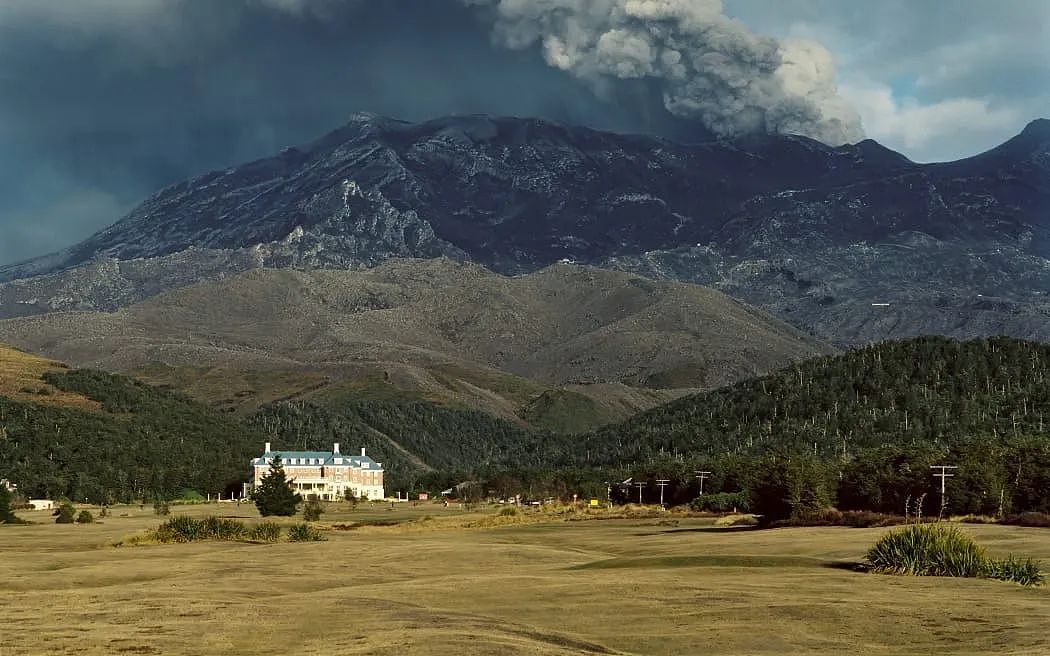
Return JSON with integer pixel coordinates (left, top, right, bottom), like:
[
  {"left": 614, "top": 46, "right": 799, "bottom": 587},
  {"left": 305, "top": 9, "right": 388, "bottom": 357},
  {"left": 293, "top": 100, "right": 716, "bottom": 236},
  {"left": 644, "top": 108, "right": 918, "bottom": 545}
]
[
  {"left": 0, "top": 485, "right": 18, "bottom": 524},
  {"left": 253, "top": 454, "right": 302, "bottom": 517},
  {"left": 55, "top": 503, "right": 77, "bottom": 524},
  {"left": 303, "top": 497, "right": 324, "bottom": 522}
]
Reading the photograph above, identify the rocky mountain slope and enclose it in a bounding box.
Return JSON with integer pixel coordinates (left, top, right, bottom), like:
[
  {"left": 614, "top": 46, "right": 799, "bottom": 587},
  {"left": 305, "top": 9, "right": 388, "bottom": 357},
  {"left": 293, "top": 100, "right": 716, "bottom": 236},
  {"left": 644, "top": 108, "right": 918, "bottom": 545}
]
[
  {"left": 1, "top": 114, "right": 1047, "bottom": 344},
  {"left": 0, "top": 260, "right": 827, "bottom": 428}
]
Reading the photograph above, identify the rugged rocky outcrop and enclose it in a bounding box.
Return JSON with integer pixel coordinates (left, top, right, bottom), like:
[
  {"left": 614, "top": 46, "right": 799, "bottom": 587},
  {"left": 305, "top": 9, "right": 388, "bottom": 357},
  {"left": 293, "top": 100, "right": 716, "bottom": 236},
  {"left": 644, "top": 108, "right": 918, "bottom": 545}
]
[{"left": 2, "top": 114, "right": 1047, "bottom": 344}]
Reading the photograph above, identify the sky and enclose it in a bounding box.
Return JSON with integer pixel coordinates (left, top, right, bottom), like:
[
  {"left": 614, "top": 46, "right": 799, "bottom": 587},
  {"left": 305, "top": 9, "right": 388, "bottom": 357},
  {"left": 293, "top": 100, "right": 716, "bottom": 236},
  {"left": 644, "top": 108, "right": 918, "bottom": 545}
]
[{"left": 0, "top": 0, "right": 1046, "bottom": 267}]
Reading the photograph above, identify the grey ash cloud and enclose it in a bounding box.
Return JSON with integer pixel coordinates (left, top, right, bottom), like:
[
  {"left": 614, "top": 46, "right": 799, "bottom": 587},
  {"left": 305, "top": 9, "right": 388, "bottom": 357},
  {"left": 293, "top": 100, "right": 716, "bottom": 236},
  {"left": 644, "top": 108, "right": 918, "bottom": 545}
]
[{"left": 0, "top": 0, "right": 1042, "bottom": 266}]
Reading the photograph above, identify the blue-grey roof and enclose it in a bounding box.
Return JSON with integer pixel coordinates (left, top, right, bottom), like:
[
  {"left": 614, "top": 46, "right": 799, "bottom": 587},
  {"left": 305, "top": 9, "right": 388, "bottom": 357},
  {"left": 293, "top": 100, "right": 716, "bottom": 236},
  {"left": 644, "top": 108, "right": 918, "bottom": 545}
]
[{"left": 252, "top": 449, "right": 383, "bottom": 470}]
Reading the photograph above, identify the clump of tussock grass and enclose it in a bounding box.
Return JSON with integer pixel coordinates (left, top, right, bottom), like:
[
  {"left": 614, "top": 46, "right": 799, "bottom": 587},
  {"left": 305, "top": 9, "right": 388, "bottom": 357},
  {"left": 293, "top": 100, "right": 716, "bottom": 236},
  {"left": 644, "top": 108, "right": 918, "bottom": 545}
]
[
  {"left": 287, "top": 523, "right": 326, "bottom": 542},
  {"left": 247, "top": 521, "right": 282, "bottom": 543},
  {"left": 155, "top": 515, "right": 247, "bottom": 543},
  {"left": 114, "top": 517, "right": 289, "bottom": 546},
  {"left": 714, "top": 514, "right": 759, "bottom": 527},
  {"left": 866, "top": 523, "right": 1044, "bottom": 586},
  {"left": 983, "top": 556, "right": 1045, "bottom": 587}
]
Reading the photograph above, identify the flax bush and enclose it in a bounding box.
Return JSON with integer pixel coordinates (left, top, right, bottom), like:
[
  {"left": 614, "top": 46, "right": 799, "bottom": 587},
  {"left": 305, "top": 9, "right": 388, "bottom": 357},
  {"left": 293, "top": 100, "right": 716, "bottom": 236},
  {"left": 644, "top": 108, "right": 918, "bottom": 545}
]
[
  {"left": 248, "top": 521, "right": 283, "bottom": 543},
  {"left": 287, "top": 523, "right": 326, "bottom": 542},
  {"left": 866, "top": 523, "right": 1044, "bottom": 586}
]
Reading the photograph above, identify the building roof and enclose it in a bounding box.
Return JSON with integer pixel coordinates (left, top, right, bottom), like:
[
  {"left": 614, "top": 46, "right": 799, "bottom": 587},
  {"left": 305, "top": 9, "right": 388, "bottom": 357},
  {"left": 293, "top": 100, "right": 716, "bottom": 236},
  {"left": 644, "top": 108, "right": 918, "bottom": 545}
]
[{"left": 252, "top": 448, "right": 383, "bottom": 471}]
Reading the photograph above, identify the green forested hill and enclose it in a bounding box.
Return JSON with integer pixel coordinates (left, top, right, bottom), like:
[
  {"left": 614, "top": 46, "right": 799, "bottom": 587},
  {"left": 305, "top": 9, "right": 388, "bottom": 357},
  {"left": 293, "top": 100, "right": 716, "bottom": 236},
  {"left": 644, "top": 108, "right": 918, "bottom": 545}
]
[
  {"left": 0, "top": 369, "right": 265, "bottom": 502},
  {"left": 249, "top": 400, "right": 559, "bottom": 488},
  {"left": 573, "top": 337, "right": 1050, "bottom": 464}
]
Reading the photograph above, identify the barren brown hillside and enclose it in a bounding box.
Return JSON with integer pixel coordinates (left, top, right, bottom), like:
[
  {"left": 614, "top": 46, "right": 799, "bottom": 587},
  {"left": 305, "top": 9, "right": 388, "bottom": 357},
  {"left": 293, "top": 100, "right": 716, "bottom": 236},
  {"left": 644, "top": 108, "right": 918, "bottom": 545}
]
[
  {"left": 0, "top": 345, "right": 99, "bottom": 411},
  {"left": 0, "top": 260, "right": 830, "bottom": 425}
]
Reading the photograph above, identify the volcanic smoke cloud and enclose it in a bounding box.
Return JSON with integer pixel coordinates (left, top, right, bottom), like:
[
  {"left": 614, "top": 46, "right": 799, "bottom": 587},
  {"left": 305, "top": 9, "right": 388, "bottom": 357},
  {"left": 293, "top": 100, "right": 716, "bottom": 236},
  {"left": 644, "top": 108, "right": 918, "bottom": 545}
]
[{"left": 464, "top": 0, "right": 865, "bottom": 145}]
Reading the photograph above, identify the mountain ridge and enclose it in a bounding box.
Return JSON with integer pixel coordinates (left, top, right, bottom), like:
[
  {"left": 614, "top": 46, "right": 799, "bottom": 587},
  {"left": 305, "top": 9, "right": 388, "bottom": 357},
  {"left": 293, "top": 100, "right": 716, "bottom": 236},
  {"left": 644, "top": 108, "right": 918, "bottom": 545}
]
[
  {"left": 0, "top": 113, "right": 1047, "bottom": 345},
  {"left": 0, "top": 259, "right": 829, "bottom": 430}
]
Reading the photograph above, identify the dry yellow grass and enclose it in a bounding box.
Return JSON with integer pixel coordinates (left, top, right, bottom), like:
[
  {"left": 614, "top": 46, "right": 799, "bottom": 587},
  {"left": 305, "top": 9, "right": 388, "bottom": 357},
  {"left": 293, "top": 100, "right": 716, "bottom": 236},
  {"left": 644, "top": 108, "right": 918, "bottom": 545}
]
[
  {"left": 3, "top": 502, "right": 1049, "bottom": 655},
  {"left": 0, "top": 344, "right": 99, "bottom": 410}
]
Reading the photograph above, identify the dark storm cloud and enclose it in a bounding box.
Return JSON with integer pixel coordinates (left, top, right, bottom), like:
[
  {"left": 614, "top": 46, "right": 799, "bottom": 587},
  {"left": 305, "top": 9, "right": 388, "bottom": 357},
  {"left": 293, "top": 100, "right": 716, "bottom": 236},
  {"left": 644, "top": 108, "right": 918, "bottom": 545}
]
[
  {"left": 0, "top": 0, "right": 1040, "bottom": 265},
  {"left": 0, "top": 0, "right": 655, "bottom": 265}
]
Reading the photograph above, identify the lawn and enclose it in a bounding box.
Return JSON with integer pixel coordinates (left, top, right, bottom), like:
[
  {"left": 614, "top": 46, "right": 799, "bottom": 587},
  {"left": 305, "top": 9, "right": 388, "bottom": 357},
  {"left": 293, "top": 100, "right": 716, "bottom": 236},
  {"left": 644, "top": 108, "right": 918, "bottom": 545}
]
[{"left": 2, "top": 503, "right": 1049, "bottom": 655}]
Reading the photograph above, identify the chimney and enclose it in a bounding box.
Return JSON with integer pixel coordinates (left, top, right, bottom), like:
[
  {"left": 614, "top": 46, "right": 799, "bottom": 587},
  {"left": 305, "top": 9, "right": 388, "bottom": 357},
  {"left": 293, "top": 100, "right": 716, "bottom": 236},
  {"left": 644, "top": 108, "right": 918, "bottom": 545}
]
[
  {"left": 361, "top": 447, "right": 366, "bottom": 457},
  {"left": 265, "top": 442, "right": 271, "bottom": 453},
  {"left": 333, "top": 443, "right": 340, "bottom": 454}
]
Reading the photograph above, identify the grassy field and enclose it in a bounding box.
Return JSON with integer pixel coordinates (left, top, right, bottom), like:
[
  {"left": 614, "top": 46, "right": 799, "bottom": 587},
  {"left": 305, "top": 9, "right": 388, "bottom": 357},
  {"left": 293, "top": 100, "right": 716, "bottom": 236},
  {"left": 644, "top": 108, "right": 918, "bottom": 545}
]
[{"left": 2, "top": 503, "right": 1049, "bottom": 655}]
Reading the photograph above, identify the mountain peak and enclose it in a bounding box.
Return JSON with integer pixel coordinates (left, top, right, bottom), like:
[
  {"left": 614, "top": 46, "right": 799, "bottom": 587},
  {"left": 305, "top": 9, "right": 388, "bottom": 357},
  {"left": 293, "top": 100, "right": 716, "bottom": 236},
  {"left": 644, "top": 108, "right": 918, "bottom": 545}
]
[{"left": 1021, "top": 118, "right": 1050, "bottom": 139}]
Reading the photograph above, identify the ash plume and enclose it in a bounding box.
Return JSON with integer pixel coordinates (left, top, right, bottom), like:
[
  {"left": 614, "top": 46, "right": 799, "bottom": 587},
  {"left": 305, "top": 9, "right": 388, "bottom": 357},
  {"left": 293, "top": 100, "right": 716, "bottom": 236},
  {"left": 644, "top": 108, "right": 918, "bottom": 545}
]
[{"left": 464, "top": 0, "right": 864, "bottom": 145}]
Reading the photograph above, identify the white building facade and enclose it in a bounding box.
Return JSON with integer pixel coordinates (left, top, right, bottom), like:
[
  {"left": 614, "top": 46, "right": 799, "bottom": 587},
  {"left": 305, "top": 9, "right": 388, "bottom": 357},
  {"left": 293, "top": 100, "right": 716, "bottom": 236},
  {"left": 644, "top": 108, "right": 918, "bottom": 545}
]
[{"left": 250, "top": 442, "right": 385, "bottom": 501}]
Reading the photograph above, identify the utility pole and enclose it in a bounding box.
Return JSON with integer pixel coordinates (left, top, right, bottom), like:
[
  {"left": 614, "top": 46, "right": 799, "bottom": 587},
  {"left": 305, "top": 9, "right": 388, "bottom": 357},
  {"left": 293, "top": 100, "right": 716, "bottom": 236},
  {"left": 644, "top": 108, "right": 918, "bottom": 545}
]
[
  {"left": 694, "top": 470, "right": 712, "bottom": 496},
  {"left": 656, "top": 480, "right": 670, "bottom": 508},
  {"left": 930, "top": 465, "right": 957, "bottom": 520},
  {"left": 633, "top": 481, "right": 646, "bottom": 505}
]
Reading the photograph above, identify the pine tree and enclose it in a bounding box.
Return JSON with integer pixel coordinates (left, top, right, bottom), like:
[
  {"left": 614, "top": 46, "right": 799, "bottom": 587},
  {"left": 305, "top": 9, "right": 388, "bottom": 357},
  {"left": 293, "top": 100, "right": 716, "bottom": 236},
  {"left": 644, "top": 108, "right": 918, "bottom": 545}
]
[{"left": 253, "top": 454, "right": 302, "bottom": 517}]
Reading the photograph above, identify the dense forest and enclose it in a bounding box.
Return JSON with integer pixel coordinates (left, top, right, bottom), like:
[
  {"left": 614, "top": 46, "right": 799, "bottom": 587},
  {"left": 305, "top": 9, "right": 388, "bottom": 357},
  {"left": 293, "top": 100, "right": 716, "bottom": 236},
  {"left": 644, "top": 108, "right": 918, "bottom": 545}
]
[
  {"left": 0, "top": 370, "right": 263, "bottom": 502},
  {"left": 573, "top": 337, "right": 1050, "bottom": 464},
  {"left": 248, "top": 400, "right": 558, "bottom": 490},
  {"left": 3, "top": 337, "right": 1050, "bottom": 515}
]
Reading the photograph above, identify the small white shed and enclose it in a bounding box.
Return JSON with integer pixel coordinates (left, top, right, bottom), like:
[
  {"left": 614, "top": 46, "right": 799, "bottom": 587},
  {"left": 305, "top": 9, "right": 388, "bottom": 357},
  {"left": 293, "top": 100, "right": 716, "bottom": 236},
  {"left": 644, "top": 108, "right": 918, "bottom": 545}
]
[{"left": 28, "top": 499, "right": 54, "bottom": 510}]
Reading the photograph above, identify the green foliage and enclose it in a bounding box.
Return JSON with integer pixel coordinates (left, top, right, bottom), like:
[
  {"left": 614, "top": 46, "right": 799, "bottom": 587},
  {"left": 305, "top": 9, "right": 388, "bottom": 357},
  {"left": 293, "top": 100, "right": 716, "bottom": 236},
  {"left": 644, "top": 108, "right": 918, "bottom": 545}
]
[
  {"left": 248, "top": 399, "right": 548, "bottom": 491},
  {"left": 0, "top": 368, "right": 267, "bottom": 503},
  {"left": 983, "top": 556, "right": 1045, "bottom": 587},
  {"left": 866, "top": 523, "right": 1044, "bottom": 585},
  {"left": 499, "top": 506, "right": 518, "bottom": 517},
  {"left": 691, "top": 492, "right": 750, "bottom": 513},
  {"left": 582, "top": 337, "right": 1050, "bottom": 464},
  {"left": 287, "top": 523, "right": 325, "bottom": 542},
  {"left": 302, "top": 498, "right": 324, "bottom": 522},
  {"left": 518, "top": 389, "right": 608, "bottom": 434},
  {"left": 0, "top": 485, "right": 17, "bottom": 524},
  {"left": 55, "top": 503, "right": 76, "bottom": 524},
  {"left": 177, "top": 489, "right": 205, "bottom": 502},
  {"left": 253, "top": 455, "right": 301, "bottom": 517},
  {"left": 153, "top": 500, "right": 171, "bottom": 516},
  {"left": 75, "top": 510, "right": 94, "bottom": 524},
  {"left": 248, "top": 521, "right": 282, "bottom": 542},
  {"left": 154, "top": 516, "right": 247, "bottom": 543},
  {"left": 867, "top": 524, "right": 988, "bottom": 578}
]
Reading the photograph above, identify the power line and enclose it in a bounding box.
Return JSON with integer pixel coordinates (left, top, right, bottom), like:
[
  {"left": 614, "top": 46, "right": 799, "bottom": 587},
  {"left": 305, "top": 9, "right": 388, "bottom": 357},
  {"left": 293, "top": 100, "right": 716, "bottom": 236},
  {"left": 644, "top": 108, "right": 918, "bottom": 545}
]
[
  {"left": 633, "top": 481, "right": 646, "bottom": 505},
  {"left": 930, "top": 464, "right": 958, "bottom": 519},
  {"left": 655, "top": 479, "right": 670, "bottom": 508},
  {"left": 694, "top": 470, "right": 712, "bottom": 496}
]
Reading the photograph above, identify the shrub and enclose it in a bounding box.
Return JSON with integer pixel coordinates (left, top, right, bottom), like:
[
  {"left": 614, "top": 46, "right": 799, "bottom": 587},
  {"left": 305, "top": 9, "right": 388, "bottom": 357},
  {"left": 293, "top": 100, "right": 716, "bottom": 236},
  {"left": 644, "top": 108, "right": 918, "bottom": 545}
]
[
  {"left": 866, "top": 523, "right": 1044, "bottom": 586},
  {"left": 714, "top": 514, "right": 759, "bottom": 527},
  {"left": 153, "top": 500, "right": 171, "bottom": 516},
  {"left": 984, "top": 556, "right": 1045, "bottom": 587},
  {"left": 1000, "top": 512, "right": 1050, "bottom": 528},
  {"left": 201, "top": 516, "right": 247, "bottom": 540},
  {"left": 0, "top": 485, "right": 19, "bottom": 524},
  {"left": 76, "top": 510, "right": 95, "bottom": 524},
  {"left": 867, "top": 524, "right": 987, "bottom": 578},
  {"left": 302, "top": 498, "right": 324, "bottom": 522},
  {"left": 691, "top": 492, "right": 751, "bottom": 514},
  {"left": 176, "top": 489, "right": 206, "bottom": 503},
  {"left": 499, "top": 506, "right": 518, "bottom": 517},
  {"left": 156, "top": 516, "right": 204, "bottom": 542},
  {"left": 55, "top": 503, "right": 77, "bottom": 524},
  {"left": 768, "top": 509, "right": 905, "bottom": 528},
  {"left": 154, "top": 516, "right": 249, "bottom": 543},
  {"left": 288, "top": 523, "right": 326, "bottom": 542},
  {"left": 248, "top": 521, "right": 283, "bottom": 543}
]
